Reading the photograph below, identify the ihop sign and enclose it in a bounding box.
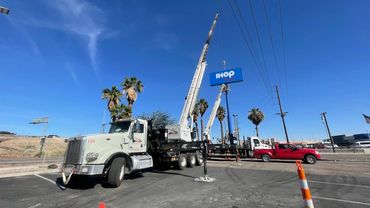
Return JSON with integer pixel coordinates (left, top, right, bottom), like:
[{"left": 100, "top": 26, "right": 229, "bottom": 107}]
[{"left": 209, "top": 68, "right": 243, "bottom": 86}]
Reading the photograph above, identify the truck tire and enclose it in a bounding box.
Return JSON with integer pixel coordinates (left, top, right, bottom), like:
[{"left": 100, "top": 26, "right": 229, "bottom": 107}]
[
  {"left": 261, "top": 154, "right": 271, "bottom": 162},
  {"left": 107, "top": 157, "right": 126, "bottom": 187},
  {"left": 187, "top": 154, "right": 196, "bottom": 168},
  {"left": 304, "top": 155, "right": 317, "bottom": 164},
  {"left": 196, "top": 152, "right": 203, "bottom": 166},
  {"left": 177, "top": 154, "right": 187, "bottom": 170}
]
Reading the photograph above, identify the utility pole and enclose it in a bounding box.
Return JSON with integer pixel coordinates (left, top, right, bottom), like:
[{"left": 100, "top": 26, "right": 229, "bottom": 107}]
[
  {"left": 321, "top": 112, "right": 335, "bottom": 153},
  {"left": 275, "top": 85, "right": 289, "bottom": 143}
]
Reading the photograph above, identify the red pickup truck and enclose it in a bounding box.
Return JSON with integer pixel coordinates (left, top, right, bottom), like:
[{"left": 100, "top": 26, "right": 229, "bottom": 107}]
[{"left": 253, "top": 143, "right": 321, "bottom": 164}]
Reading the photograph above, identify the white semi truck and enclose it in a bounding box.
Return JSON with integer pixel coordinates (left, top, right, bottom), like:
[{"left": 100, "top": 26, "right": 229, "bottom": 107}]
[{"left": 61, "top": 13, "right": 219, "bottom": 187}]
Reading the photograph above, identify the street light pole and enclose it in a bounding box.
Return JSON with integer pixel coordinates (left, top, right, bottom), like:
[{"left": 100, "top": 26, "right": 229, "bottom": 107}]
[
  {"left": 0, "top": 6, "right": 10, "bottom": 15},
  {"left": 321, "top": 112, "right": 335, "bottom": 153}
]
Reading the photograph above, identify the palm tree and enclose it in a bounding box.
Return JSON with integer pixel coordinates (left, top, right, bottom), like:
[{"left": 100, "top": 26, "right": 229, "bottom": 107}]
[
  {"left": 102, "top": 86, "right": 122, "bottom": 121},
  {"left": 198, "top": 99, "right": 209, "bottom": 142},
  {"left": 192, "top": 103, "right": 200, "bottom": 141},
  {"left": 217, "top": 106, "right": 226, "bottom": 144},
  {"left": 116, "top": 104, "right": 132, "bottom": 120},
  {"left": 121, "top": 77, "right": 144, "bottom": 116},
  {"left": 248, "top": 108, "right": 265, "bottom": 137}
]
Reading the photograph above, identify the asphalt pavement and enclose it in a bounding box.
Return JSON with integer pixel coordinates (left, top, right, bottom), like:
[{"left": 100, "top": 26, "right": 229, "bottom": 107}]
[{"left": 1, "top": 162, "right": 370, "bottom": 208}]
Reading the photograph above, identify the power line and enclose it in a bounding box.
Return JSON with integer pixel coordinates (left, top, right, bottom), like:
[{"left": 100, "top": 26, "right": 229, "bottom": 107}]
[
  {"left": 227, "top": 0, "right": 274, "bottom": 100},
  {"left": 278, "top": 0, "right": 289, "bottom": 111},
  {"left": 262, "top": 0, "right": 282, "bottom": 91},
  {"left": 247, "top": 0, "right": 274, "bottom": 92}
]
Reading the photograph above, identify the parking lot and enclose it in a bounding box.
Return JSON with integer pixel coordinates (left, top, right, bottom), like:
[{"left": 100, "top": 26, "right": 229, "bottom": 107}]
[{"left": 1, "top": 159, "right": 370, "bottom": 208}]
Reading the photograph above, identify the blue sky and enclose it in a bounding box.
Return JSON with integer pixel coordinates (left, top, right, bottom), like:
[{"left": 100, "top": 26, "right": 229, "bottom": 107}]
[{"left": 0, "top": 0, "right": 369, "bottom": 141}]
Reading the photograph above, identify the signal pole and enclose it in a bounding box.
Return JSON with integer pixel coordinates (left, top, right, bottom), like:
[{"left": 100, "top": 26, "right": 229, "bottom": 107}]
[
  {"left": 276, "top": 85, "right": 290, "bottom": 143},
  {"left": 321, "top": 112, "right": 336, "bottom": 153}
]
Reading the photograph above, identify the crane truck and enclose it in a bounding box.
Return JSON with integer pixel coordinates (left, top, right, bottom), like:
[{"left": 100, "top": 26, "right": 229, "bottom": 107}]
[
  {"left": 61, "top": 13, "right": 219, "bottom": 187},
  {"left": 203, "top": 84, "right": 270, "bottom": 159}
]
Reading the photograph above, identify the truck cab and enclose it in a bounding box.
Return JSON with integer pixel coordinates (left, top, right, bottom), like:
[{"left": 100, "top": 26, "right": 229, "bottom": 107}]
[
  {"left": 247, "top": 136, "right": 271, "bottom": 150},
  {"left": 62, "top": 119, "right": 153, "bottom": 187}
]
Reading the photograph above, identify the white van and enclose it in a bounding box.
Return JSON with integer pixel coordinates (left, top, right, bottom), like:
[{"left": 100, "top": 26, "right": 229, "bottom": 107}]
[{"left": 354, "top": 141, "right": 370, "bottom": 148}]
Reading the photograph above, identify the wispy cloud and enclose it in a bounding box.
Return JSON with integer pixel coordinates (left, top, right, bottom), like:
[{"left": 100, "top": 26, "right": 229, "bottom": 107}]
[
  {"left": 48, "top": 0, "right": 105, "bottom": 75},
  {"left": 65, "top": 62, "right": 79, "bottom": 86},
  {"left": 12, "top": 0, "right": 107, "bottom": 75},
  {"left": 153, "top": 31, "right": 178, "bottom": 52},
  {"left": 5, "top": 16, "right": 41, "bottom": 57}
]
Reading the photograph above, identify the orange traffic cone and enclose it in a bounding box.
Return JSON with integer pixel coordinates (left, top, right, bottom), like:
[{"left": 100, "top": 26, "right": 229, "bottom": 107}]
[{"left": 296, "top": 160, "right": 314, "bottom": 208}]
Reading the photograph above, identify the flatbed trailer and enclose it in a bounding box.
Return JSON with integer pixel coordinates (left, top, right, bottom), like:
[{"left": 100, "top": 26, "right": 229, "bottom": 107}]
[
  {"left": 147, "top": 128, "right": 203, "bottom": 169},
  {"left": 207, "top": 143, "right": 252, "bottom": 159}
]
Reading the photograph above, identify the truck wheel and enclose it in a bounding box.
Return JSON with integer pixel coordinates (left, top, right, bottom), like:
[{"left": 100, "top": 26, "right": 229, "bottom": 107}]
[
  {"left": 107, "top": 157, "right": 126, "bottom": 187},
  {"left": 304, "top": 155, "right": 317, "bottom": 164},
  {"left": 177, "top": 154, "right": 187, "bottom": 170},
  {"left": 261, "top": 154, "right": 271, "bottom": 162},
  {"left": 196, "top": 152, "right": 203, "bottom": 166},
  {"left": 187, "top": 154, "right": 196, "bottom": 168}
]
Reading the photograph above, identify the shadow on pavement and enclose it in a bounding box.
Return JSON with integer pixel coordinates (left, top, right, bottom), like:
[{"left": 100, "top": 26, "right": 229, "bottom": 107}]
[
  {"left": 150, "top": 169, "right": 196, "bottom": 179},
  {"left": 55, "top": 172, "right": 147, "bottom": 190},
  {"left": 56, "top": 175, "right": 104, "bottom": 190},
  {"left": 242, "top": 159, "right": 300, "bottom": 164}
]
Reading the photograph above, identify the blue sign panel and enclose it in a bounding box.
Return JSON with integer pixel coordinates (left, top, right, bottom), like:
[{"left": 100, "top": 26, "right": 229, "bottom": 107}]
[{"left": 209, "top": 68, "right": 243, "bottom": 86}]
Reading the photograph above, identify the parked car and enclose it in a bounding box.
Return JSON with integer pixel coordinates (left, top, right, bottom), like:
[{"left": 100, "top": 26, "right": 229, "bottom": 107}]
[{"left": 352, "top": 141, "right": 370, "bottom": 148}]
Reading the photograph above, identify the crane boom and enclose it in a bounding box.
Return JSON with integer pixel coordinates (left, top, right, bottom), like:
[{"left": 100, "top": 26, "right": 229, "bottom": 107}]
[
  {"left": 179, "top": 13, "right": 219, "bottom": 127},
  {"left": 204, "top": 84, "right": 226, "bottom": 140}
]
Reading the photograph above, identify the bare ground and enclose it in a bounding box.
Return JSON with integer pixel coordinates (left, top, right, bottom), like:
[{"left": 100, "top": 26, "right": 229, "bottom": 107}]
[{"left": 0, "top": 136, "right": 66, "bottom": 158}]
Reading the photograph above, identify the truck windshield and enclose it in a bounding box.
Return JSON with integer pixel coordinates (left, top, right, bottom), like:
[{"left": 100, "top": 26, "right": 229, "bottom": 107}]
[{"left": 109, "top": 121, "right": 131, "bottom": 133}]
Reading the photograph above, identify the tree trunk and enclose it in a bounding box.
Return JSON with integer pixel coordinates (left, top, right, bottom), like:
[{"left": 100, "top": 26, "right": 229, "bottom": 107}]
[
  {"left": 195, "top": 122, "right": 200, "bottom": 142},
  {"left": 128, "top": 104, "right": 133, "bottom": 118},
  {"left": 255, "top": 125, "right": 259, "bottom": 137},
  {"left": 220, "top": 121, "right": 224, "bottom": 144}
]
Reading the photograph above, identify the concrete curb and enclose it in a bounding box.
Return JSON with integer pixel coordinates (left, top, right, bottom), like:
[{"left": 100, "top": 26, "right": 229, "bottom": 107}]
[{"left": 0, "top": 163, "right": 60, "bottom": 178}]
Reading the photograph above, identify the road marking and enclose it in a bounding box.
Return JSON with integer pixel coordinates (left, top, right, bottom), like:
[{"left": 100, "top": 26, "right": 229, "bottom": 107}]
[
  {"left": 310, "top": 180, "right": 370, "bottom": 189},
  {"left": 313, "top": 196, "right": 370, "bottom": 206},
  {"left": 28, "top": 203, "right": 41, "bottom": 208},
  {"left": 34, "top": 174, "right": 56, "bottom": 185}
]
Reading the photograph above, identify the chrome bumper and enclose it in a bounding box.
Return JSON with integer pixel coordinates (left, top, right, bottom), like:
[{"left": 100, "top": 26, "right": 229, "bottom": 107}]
[{"left": 62, "top": 164, "right": 105, "bottom": 175}]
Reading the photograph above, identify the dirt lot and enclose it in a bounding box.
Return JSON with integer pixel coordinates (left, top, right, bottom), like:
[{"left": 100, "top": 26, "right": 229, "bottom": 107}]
[{"left": 0, "top": 135, "right": 66, "bottom": 158}]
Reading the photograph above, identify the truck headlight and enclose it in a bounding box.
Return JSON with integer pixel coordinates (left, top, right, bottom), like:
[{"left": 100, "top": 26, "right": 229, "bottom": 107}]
[{"left": 86, "top": 152, "right": 99, "bottom": 163}]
